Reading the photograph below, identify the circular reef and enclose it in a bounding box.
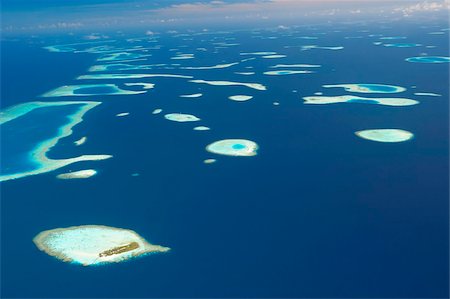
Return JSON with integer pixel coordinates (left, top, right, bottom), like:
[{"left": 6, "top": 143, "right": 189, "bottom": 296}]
[{"left": 206, "top": 139, "right": 259, "bottom": 156}]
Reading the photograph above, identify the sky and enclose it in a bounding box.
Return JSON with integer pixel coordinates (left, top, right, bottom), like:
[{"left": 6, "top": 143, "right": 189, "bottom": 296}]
[{"left": 1, "top": 0, "right": 449, "bottom": 34}]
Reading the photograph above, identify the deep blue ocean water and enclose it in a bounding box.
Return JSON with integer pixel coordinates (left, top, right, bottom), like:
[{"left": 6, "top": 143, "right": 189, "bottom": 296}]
[{"left": 1, "top": 21, "right": 449, "bottom": 298}]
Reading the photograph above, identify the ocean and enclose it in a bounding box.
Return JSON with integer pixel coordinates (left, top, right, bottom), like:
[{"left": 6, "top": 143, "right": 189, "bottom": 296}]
[{"left": 1, "top": 21, "right": 449, "bottom": 298}]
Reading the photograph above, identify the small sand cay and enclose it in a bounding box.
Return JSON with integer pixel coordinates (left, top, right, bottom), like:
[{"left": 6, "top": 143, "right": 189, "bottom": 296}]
[
  {"left": 33, "top": 225, "right": 170, "bottom": 266},
  {"left": 355, "top": 129, "right": 414, "bottom": 143},
  {"left": 206, "top": 139, "right": 258, "bottom": 156},
  {"left": 56, "top": 169, "right": 97, "bottom": 179},
  {"left": 164, "top": 113, "right": 200, "bottom": 122}
]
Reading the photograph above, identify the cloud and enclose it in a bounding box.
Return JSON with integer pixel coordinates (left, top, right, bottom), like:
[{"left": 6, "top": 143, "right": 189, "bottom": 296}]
[
  {"left": 393, "top": 0, "right": 450, "bottom": 16},
  {"left": 2, "top": 0, "right": 447, "bottom": 33}
]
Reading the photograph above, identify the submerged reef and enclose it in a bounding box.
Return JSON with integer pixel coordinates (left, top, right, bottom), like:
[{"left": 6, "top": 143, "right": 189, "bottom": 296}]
[{"left": 33, "top": 225, "right": 170, "bottom": 266}]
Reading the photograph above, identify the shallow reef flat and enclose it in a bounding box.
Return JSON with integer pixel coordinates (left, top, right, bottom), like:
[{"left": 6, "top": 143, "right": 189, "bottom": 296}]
[
  {"left": 0, "top": 101, "right": 112, "bottom": 182},
  {"left": 262, "top": 55, "right": 287, "bottom": 59},
  {"left": 414, "top": 92, "right": 442, "bottom": 97},
  {"left": 229, "top": 95, "right": 253, "bottom": 101},
  {"left": 33, "top": 225, "right": 170, "bottom": 266},
  {"left": 164, "top": 113, "right": 200, "bottom": 122},
  {"left": 383, "top": 43, "right": 422, "bottom": 48},
  {"left": 43, "top": 40, "right": 116, "bottom": 53},
  {"left": 56, "top": 169, "right": 97, "bottom": 179},
  {"left": 263, "top": 70, "right": 313, "bottom": 75},
  {"left": 405, "top": 56, "right": 450, "bottom": 63},
  {"left": 301, "top": 45, "right": 344, "bottom": 50},
  {"left": 323, "top": 84, "right": 406, "bottom": 93},
  {"left": 240, "top": 51, "right": 278, "bottom": 56},
  {"left": 180, "top": 62, "right": 239, "bottom": 70},
  {"left": 97, "top": 52, "right": 151, "bottom": 62},
  {"left": 180, "top": 93, "right": 203, "bottom": 98},
  {"left": 190, "top": 79, "right": 267, "bottom": 91},
  {"left": 78, "top": 73, "right": 192, "bottom": 80},
  {"left": 41, "top": 84, "right": 146, "bottom": 97},
  {"left": 194, "top": 126, "right": 210, "bottom": 131},
  {"left": 206, "top": 139, "right": 258, "bottom": 156},
  {"left": 379, "top": 36, "right": 407, "bottom": 40},
  {"left": 355, "top": 129, "right": 414, "bottom": 142},
  {"left": 270, "top": 64, "right": 321, "bottom": 68},
  {"left": 74, "top": 136, "right": 87, "bottom": 146},
  {"left": 303, "top": 95, "right": 419, "bottom": 106},
  {"left": 124, "top": 83, "right": 155, "bottom": 89},
  {"left": 89, "top": 63, "right": 157, "bottom": 72}
]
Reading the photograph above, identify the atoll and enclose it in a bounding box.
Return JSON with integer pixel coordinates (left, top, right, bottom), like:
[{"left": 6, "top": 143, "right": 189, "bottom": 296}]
[
  {"left": 206, "top": 139, "right": 259, "bottom": 156},
  {"left": 322, "top": 84, "right": 406, "bottom": 93}
]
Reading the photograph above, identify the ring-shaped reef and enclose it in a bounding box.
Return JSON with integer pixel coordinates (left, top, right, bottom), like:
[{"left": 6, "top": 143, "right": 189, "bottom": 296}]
[
  {"left": 42, "top": 84, "right": 146, "bottom": 97},
  {"left": 355, "top": 129, "right": 414, "bottom": 143},
  {"left": 322, "top": 84, "right": 406, "bottom": 93},
  {"left": 405, "top": 56, "right": 450, "bottom": 63},
  {"left": 206, "top": 139, "right": 258, "bottom": 156},
  {"left": 33, "top": 225, "right": 170, "bottom": 266},
  {"left": 303, "top": 95, "right": 418, "bottom": 106},
  {"left": 0, "top": 101, "right": 112, "bottom": 182}
]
